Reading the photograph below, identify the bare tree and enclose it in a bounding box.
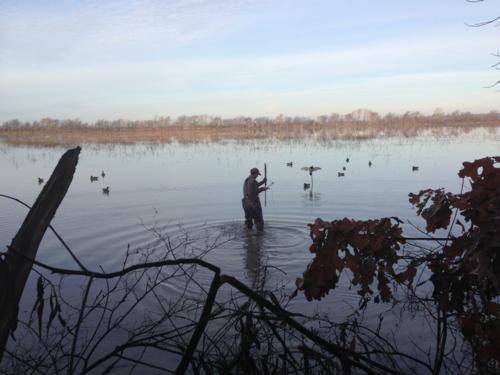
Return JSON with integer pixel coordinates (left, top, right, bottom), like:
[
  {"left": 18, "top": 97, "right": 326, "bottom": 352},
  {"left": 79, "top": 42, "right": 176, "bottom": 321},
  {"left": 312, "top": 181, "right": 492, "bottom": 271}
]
[{"left": 466, "top": 0, "right": 500, "bottom": 88}]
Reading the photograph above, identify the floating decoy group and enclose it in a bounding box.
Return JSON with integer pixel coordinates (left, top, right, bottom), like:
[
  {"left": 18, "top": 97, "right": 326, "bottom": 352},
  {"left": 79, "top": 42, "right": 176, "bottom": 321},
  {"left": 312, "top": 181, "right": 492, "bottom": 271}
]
[
  {"left": 88, "top": 170, "right": 110, "bottom": 194},
  {"left": 288, "top": 157, "right": 418, "bottom": 190}
]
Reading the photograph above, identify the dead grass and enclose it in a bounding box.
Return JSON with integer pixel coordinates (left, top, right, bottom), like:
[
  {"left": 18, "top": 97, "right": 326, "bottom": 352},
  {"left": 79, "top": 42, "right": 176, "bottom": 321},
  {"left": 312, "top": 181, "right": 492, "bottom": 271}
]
[{"left": 1, "top": 119, "right": 499, "bottom": 146}]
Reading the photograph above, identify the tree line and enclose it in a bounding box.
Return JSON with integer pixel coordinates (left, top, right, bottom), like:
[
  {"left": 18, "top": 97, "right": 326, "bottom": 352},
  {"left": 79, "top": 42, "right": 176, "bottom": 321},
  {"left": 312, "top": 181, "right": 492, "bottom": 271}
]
[{"left": 2, "top": 109, "right": 500, "bottom": 131}]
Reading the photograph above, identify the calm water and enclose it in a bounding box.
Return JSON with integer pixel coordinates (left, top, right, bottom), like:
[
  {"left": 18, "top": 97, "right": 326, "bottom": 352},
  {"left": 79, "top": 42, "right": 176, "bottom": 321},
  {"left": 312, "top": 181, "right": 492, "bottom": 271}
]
[{"left": 1, "top": 128, "right": 499, "bottom": 359}]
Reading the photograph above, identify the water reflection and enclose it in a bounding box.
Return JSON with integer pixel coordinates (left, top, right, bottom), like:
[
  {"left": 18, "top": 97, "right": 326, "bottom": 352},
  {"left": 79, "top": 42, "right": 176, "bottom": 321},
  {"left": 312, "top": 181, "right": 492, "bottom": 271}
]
[
  {"left": 304, "top": 191, "right": 321, "bottom": 201},
  {"left": 243, "top": 230, "right": 264, "bottom": 290},
  {"left": 1, "top": 130, "right": 499, "bottom": 371},
  {"left": 1, "top": 128, "right": 499, "bottom": 280},
  {"left": 1, "top": 122, "right": 498, "bottom": 148}
]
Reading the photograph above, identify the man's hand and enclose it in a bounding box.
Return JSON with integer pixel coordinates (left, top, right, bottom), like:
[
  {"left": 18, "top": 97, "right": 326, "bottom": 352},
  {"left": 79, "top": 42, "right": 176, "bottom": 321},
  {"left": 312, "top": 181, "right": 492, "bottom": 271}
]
[{"left": 262, "top": 177, "right": 267, "bottom": 184}]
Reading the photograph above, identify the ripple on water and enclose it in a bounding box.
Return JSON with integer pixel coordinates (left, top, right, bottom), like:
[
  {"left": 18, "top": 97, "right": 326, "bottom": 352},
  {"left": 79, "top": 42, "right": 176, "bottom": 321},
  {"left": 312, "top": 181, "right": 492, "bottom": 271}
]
[
  {"left": 147, "top": 218, "right": 364, "bottom": 322},
  {"left": 110, "top": 218, "right": 312, "bottom": 299},
  {"left": 37, "top": 212, "right": 373, "bottom": 324}
]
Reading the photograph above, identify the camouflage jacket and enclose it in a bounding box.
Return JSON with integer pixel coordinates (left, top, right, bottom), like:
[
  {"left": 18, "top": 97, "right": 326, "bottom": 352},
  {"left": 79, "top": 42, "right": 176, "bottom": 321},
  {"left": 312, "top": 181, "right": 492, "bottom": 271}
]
[{"left": 243, "top": 175, "right": 266, "bottom": 205}]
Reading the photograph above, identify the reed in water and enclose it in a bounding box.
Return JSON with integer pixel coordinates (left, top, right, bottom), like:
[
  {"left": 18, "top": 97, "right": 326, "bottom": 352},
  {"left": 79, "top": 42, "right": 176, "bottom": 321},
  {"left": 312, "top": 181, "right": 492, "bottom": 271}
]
[{"left": 1, "top": 109, "right": 499, "bottom": 146}]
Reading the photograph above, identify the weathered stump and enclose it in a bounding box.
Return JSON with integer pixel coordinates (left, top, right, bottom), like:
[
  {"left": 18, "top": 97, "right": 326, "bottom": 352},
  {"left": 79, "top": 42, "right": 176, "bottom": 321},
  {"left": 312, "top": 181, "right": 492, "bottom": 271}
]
[{"left": 0, "top": 146, "right": 81, "bottom": 361}]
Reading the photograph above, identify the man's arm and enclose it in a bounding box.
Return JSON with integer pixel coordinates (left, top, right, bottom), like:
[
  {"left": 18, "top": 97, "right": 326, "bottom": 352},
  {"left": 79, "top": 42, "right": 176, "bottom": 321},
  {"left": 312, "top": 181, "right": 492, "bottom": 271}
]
[{"left": 257, "top": 177, "right": 268, "bottom": 193}]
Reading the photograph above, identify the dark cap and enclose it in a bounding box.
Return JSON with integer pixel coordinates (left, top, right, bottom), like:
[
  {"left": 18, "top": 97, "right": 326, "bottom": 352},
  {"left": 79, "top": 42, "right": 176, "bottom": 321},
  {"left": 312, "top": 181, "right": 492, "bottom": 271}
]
[{"left": 250, "top": 167, "right": 261, "bottom": 176}]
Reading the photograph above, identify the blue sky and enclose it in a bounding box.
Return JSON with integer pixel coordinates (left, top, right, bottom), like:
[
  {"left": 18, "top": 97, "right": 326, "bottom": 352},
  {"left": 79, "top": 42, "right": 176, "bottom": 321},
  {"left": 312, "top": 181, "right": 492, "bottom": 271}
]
[{"left": 0, "top": 0, "right": 499, "bottom": 121}]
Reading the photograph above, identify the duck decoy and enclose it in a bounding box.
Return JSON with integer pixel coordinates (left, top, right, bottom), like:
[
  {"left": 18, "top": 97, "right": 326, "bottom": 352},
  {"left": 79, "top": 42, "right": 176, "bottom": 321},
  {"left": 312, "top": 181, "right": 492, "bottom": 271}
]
[
  {"left": 301, "top": 165, "right": 321, "bottom": 176},
  {"left": 412, "top": 166, "right": 419, "bottom": 171},
  {"left": 90, "top": 176, "right": 98, "bottom": 182},
  {"left": 301, "top": 166, "right": 321, "bottom": 190},
  {"left": 303, "top": 183, "right": 311, "bottom": 190},
  {"left": 346, "top": 158, "right": 350, "bottom": 163},
  {"left": 368, "top": 161, "right": 372, "bottom": 167},
  {"left": 338, "top": 172, "right": 345, "bottom": 177},
  {"left": 101, "top": 170, "right": 106, "bottom": 178},
  {"left": 342, "top": 166, "right": 346, "bottom": 171},
  {"left": 286, "top": 162, "right": 293, "bottom": 167},
  {"left": 102, "top": 186, "right": 110, "bottom": 194},
  {"left": 37, "top": 177, "right": 44, "bottom": 184}
]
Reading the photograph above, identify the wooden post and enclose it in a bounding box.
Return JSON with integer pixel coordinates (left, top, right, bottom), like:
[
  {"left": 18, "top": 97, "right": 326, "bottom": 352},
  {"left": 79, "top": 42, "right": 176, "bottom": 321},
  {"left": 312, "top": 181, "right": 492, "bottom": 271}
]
[{"left": 0, "top": 146, "right": 81, "bottom": 361}]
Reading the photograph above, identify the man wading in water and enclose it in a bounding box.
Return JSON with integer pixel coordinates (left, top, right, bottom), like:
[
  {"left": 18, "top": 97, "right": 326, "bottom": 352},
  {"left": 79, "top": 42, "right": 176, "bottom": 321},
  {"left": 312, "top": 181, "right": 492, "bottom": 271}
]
[{"left": 242, "top": 167, "right": 269, "bottom": 231}]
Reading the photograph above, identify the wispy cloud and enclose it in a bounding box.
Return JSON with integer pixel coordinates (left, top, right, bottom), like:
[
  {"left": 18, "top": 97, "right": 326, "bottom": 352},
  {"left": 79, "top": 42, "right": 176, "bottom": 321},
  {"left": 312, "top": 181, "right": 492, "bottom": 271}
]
[
  {"left": 0, "top": 31, "right": 491, "bottom": 88},
  {"left": 0, "top": 0, "right": 267, "bottom": 64}
]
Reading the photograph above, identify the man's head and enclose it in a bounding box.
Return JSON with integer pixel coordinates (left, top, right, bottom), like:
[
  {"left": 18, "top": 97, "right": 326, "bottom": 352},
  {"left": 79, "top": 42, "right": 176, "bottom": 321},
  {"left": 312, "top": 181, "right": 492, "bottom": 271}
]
[{"left": 250, "top": 167, "right": 261, "bottom": 177}]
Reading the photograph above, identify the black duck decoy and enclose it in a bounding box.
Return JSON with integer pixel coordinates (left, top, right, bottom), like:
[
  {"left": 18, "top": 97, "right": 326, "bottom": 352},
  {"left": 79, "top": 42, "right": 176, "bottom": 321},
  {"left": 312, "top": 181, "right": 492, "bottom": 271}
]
[{"left": 301, "top": 165, "right": 321, "bottom": 176}]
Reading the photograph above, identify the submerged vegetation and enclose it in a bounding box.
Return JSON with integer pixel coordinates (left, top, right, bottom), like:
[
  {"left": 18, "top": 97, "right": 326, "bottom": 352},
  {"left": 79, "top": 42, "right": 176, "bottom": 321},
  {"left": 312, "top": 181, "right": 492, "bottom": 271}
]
[{"left": 1, "top": 109, "right": 500, "bottom": 146}]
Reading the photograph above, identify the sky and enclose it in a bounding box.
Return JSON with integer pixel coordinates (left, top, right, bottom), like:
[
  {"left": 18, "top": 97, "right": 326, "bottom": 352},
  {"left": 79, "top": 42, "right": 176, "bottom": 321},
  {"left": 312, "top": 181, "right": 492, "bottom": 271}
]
[{"left": 0, "top": 0, "right": 499, "bottom": 122}]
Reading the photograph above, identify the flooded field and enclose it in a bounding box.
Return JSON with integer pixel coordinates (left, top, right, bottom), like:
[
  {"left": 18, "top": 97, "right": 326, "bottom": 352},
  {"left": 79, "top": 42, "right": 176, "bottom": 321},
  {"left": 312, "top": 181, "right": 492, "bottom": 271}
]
[{"left": 1, "top": 127, "right": 499, "bottom": 372}]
